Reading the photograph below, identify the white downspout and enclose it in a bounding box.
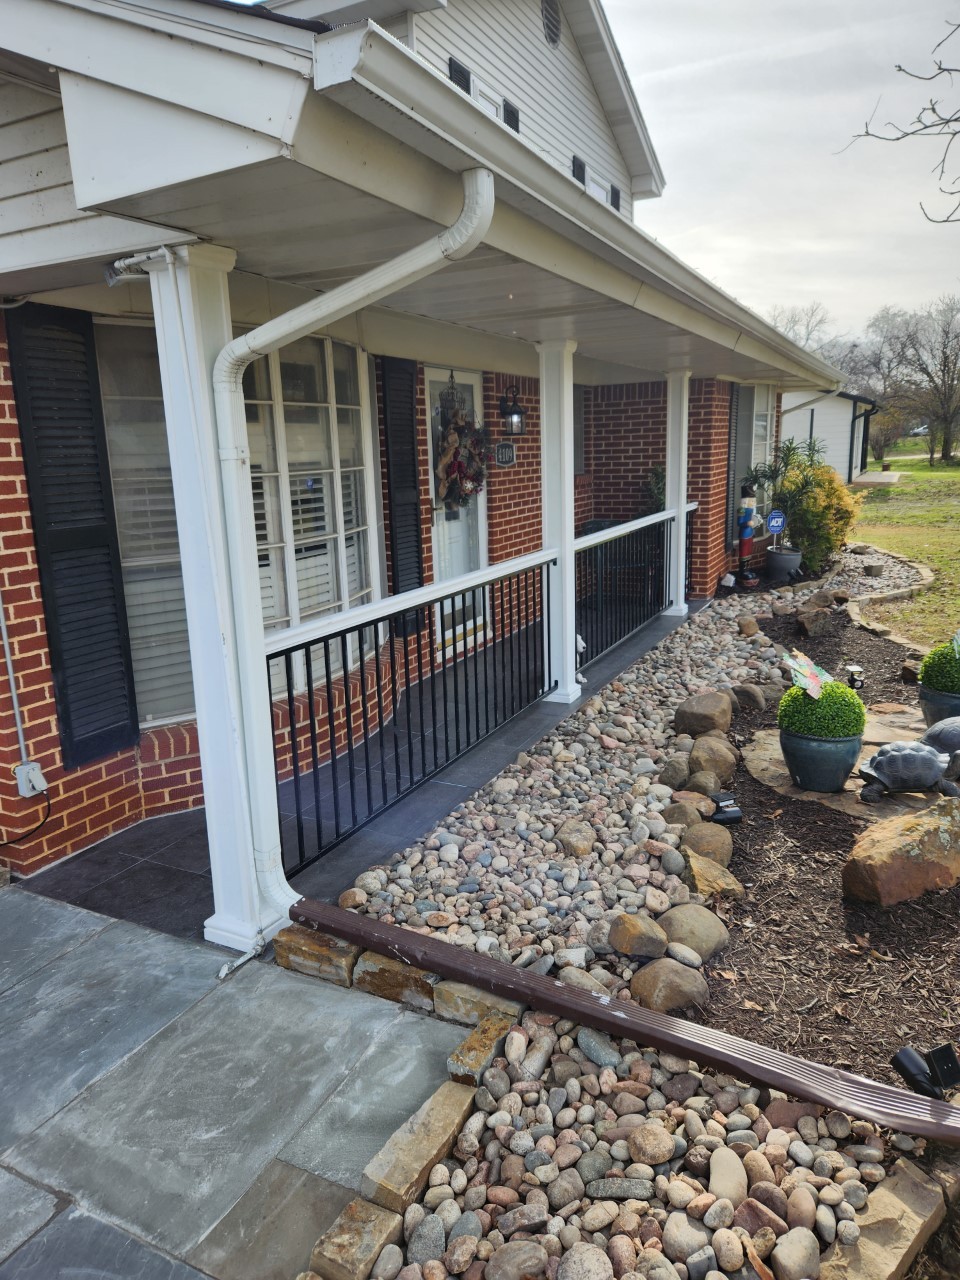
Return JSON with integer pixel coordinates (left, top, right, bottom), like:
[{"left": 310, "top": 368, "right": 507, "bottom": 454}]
[{"left": 211, "top": 167, "right": 496, "bottom": 922}]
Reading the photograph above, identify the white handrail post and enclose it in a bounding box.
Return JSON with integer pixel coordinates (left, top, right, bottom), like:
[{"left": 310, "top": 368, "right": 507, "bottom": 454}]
[
  {"left": 665, "top": 370, "right": 692, "bottom": 617},
  {"left": 538, "top": 339, "right": 580, "bottom": 703}
]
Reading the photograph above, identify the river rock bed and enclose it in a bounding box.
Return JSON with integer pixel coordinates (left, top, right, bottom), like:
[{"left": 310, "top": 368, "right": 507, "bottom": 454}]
[{"left": 373, "top": 1017, "right": 915, "bottom": 1280}]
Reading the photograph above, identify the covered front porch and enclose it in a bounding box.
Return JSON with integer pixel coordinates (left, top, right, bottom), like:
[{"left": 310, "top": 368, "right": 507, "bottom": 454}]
[{"left": 0, "top": 6, "right": 841, "bottom": 950}]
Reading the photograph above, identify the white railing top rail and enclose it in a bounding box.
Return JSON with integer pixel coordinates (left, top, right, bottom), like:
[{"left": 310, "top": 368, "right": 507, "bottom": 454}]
[
  {"left": 574, "top": 507, "right": 678, "bottom": 554},
  {"left": 265, "top": 545, "right": 559, "bottom": 658},
  {"left": 686, "top": 501, "right": 699, "bottom": 512}
]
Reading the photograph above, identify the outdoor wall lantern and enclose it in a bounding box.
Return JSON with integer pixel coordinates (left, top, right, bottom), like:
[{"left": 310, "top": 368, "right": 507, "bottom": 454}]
[{"left": 499, "top": 385, "right": 527, "bottom": 436}]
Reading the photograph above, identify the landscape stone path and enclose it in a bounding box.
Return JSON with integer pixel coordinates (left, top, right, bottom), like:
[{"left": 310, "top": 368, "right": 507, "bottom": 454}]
[{"left": 0, "top": 886, "right": 462, "bottom": 1279}]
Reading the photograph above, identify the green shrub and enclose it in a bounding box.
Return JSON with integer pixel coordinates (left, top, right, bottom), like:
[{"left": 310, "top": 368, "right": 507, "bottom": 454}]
[
  {"left": 777, "top": 682, "right": 866, "bottom": 738},
  {"left": 785, "top": 464, "right": 864, "bottom": 575},
  {"left": 920, "top": 642, "right": 960, "bottom": 694}
]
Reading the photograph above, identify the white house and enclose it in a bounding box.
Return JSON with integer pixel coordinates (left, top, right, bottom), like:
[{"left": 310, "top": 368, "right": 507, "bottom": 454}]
[{"left": 781, "top": 389, "right": 880, "bottom": 482}]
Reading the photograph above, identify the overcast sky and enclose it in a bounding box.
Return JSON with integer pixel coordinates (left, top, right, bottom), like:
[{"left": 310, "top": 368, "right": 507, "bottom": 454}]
[{"left": 605, "top": 0, "right": 958, "bottom": 337}]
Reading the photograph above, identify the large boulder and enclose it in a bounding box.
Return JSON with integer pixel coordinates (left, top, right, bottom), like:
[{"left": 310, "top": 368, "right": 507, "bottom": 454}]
[
  {"left": 842, "top": 796, "right": 960, "bottom": 906},
  {"left": 658, "top": 904, "right": 730, "bottom": 960},
  {"left": 555, "top": 819, "right": 596, "bottom": 858},
  {"left": 630, "top": 958, "right": 710, "bottom": 1012},
  {"left": 681, "top": 823, "right": 733, "bottom": 867},
  {"left": 688, "top": 736, "right": 738, "bottom": 784},
  {"left": 674, "top": 692, "right": 733, "bottom": 737},
  {"left": 659, "top": 756, "right": 691, "bottom": 790},
  {"left": 608, "top": 912, "right": 668, "bottom": 958},
  {"left": 681, "top": 850, "right": 746, "bottom": 899}
]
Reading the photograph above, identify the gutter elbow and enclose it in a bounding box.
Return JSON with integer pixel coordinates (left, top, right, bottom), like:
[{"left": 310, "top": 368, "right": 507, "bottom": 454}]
[{"left": 439, "top": 168, "right": 496, "bottom": 261}]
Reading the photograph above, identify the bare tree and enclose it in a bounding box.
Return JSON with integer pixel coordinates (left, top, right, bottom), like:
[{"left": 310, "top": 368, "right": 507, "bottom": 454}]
[
  {"left": 840, "top": 298, "right": 960, "bottom": 462},
  {"left": 768, "top": 301, "right": 836, "bottom": 352},
  {"left": 860, "top": 21, "right": 960, "bottom": 222}
]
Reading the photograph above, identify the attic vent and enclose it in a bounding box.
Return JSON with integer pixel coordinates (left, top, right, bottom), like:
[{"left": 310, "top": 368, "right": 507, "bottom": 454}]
[
  {"left": 503, "top": 100, "right": 521, "bottom": 133},
  {"left": 572, "top": 156, "right": 586, "bottom": 185},
  {"left": 449, "top": 57, "right": 471, "bottom": 94},
  {"left": 610, "top": 185, "right": 622, "bottom": 212},
  {"left": 542, "top": 0, "right": 562, "bottom": 47}
]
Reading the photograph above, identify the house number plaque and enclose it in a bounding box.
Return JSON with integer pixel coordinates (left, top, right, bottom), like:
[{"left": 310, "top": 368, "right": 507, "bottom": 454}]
[{"left": 495, "top": 441, "right": 517, "bottom": 468}]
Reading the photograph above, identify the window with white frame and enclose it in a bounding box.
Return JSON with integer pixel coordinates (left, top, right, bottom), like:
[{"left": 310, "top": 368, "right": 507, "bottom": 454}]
[
  {"left": 242, "top": 335, "right": 375, "bottom": 635},
  {"left": 98, "top": 324, "right": 375, "bottom": 724},
  {"left": 727, "top": 383, "right": 777, "bottom": 544}
]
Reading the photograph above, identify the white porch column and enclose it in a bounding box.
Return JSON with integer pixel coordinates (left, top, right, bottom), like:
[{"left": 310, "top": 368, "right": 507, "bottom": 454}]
[
  {"left": 145, "top": 245, "right": 295, "bottom": 950},
  {"left": 664, "top": 370, "right": 692, "bottom": 617},
  {"left": 538, "top": 339, "right": 580, "bottom": 703}
]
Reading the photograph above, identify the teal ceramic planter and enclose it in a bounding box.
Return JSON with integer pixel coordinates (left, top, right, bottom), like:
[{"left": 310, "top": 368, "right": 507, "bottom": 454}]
[
  {"left": 779, "top": 729, "right": 862, "bottom": 793},
  {"left": 918, "top": 684, "right": 960, "bottom": 729}
]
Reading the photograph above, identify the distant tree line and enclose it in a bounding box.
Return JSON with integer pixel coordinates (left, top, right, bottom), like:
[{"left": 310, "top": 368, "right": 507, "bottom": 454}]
[{"left": 769, "top": 298, "right": 960, "bottom": 464}]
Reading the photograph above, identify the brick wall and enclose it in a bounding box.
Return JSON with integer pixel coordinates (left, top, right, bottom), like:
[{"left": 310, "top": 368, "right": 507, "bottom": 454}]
[
  {"left": 483, "top": 373, "right": 542, "bottom": 563},
  {"left": 590, "top": 382, "right": 667, "bottom": 525},
  {"left": 0, "top": 315, "right": 204, "bottom": 877},
  {"left": 686, "top": 378, "right": 735, "bottom": 597}
]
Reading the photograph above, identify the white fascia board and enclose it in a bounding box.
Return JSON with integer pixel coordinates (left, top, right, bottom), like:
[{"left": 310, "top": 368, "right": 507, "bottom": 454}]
[
  {"left": 313, "top": 24, "right": 841, "bottom": 388},
  {"left": 561, "top": 0, "right": 665, "bottom": 197},
  {"left": 266, "top": 0, "right": 444, "bottom": 21},
  {"left": 1, "top": 0, "right": 313, "bottom": 141}
]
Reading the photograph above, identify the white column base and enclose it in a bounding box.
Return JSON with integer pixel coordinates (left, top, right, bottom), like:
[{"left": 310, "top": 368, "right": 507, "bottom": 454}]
[
  {"left": 664, "top": 603, "right": 690, "bottom": 618},
  {"left": 203, "top": 906, "right": 294, "bottom": 951},
  {"left": 546, "top": 684, "right": 583, "bottom": 705}
]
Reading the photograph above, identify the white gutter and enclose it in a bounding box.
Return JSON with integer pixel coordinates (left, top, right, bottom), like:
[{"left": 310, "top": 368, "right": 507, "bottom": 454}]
[{"left": 211, "top": 166, "right": 495, "bottom": 921}]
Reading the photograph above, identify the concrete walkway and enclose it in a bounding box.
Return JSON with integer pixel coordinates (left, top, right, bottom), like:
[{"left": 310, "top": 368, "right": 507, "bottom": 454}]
[{"left": 0, "top": 886, "right": 463, "bottom": 1279}]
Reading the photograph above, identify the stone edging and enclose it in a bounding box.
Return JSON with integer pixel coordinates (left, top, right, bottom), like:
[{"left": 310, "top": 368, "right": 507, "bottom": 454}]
[
  {"left": 841, "top": 545, "right": 936, "bottom": 654},
  {"left": 278, "top": 926, "right": 960, "bottom": 1280}
]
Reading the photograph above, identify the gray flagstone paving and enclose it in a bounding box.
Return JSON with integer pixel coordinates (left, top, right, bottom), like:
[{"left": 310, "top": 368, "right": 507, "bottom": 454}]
[
  {"left": 0, "top": 1168, "right": 58, "bottom": 1264},
  {"left": 0, "top": 887, "right": 108, "bottom": 997},
  {"left": 0, "top": 1208, "right": 208, "bottom": 1280}
]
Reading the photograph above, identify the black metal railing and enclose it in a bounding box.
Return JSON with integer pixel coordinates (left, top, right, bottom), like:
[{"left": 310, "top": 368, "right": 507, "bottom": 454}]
[
  {"left": 267, "top": 554, "right": 556, "bottom": 875},
  {"left": 575, "top": 514, "right": 672, "bottom": 666},
  {"left": 685, "top": 505, "right": 696, "bottom": 600}
]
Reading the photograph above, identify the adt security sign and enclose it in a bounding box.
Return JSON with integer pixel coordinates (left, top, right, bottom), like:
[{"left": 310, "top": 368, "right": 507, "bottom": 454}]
[{"left": 766, "top": 509, "right": 786, "bottom": 535}]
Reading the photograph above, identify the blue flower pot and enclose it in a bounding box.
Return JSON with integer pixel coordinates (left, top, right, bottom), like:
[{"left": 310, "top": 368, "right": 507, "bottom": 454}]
[
  {"left": 918, "top": 684, "right": 960, "bottom": 729},
  {"left": 779, "top": 730, "right": 862, "bottom": 793}
]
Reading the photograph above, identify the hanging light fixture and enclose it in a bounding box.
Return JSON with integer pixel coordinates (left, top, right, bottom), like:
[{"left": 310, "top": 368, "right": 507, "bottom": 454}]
[
  {"left": 439, "top": 370, "right": 466, "bottom": 421},
  {"left": 499, "top": 385, "right": 527, "bottom": 437}
]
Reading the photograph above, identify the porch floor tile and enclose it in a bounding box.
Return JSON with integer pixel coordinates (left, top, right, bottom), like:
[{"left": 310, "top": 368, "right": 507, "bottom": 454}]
[
  {"left": 0, "top": 887, "right": 109, "bottom": 997},
  {"left": 8, "top": 960, "right": 449, "bottom": 1258},
  {"left": 280, "top": 1006, "right": 464, "bottom": 1187},
  {"left": 185, "top": 1161, "right": 354, "bottom": 1280},
  {"left": 0, "top": 1168, "right": 59, "bottom": 1265},
  {"left": 0, "top": 1208, "right": 208, "bottom": 1280},
  {"left": 0, "top": 904, "right": 219, "bottom": 1154}
]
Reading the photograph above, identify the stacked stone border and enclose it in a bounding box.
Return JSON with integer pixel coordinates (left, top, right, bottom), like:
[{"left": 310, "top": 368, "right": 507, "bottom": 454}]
[{"left": 275, "top": 926, "right": 960, "bottom": 1280}]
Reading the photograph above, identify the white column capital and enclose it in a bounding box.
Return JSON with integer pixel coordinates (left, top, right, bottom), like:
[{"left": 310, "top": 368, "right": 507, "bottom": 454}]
[
  {"left": 142, "top": 243, "right": 238, "bottom": 275},
  {"left": 535, "top": 339, "right": 579, "bottom": 358}
]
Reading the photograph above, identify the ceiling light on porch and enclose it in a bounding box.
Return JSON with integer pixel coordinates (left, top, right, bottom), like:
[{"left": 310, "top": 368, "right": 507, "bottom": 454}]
[
  {"left": 439, "top": 370, "right": 466, "bottom": 420},
  {"left": 499, "top": 385, "right": 527, "bottom": 437}
]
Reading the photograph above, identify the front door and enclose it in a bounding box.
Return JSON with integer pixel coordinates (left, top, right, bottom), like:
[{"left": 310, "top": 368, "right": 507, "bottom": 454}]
[{"left": 425, "top": 367, "right": 487, "bottom": 643}]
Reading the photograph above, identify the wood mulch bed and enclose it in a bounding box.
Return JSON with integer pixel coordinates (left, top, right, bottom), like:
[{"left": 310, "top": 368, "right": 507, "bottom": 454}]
[{"left": 693, "top": 608, "right": 960, "bottom": 1090}]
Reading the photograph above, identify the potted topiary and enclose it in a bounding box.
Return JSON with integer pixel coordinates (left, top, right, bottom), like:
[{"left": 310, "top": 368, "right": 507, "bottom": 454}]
[
  {"left": 918, "top": 634, "right": 960, "bottom": 727},
  {"left": 778, "top": 681, "right": 866, "bottom": 792}
]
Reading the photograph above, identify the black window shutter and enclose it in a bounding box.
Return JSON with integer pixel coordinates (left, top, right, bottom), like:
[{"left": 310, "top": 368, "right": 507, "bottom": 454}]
[
  {"left": 449, "top": 57, "right": 472, "bottom": 94},
  {"left": 572, "top": 156, "right": 586, "bottom": 185},
  {"left": 6, "top": 303, "right": 139, "bottom": 768},
  {"left": 503, "top": 100, "right": 520, "bottom": 133},
  {"left": 381, "top": 357, "right": 424, "bottom": 599},
  {"left": 610, "top": 185, "right": 622, "bottom": 212}
]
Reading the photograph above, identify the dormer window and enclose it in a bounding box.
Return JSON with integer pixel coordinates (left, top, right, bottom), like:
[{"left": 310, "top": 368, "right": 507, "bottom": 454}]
[{"left": 542, "top": 0, "right": 562, "bottom": 47}]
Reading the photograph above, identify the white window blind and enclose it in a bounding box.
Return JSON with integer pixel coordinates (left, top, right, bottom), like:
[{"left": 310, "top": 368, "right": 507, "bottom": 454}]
[{"left": 98, "top": 323, "right": 195, "bottom": 724}]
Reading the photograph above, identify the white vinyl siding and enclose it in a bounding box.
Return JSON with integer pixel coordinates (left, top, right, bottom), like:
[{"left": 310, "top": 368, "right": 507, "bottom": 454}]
[
  {"left": 0, "top": 77, "right": 190, "bottom": 287},
  {"left": 413, "top": 0, "right": 632, "bottom": 207}
]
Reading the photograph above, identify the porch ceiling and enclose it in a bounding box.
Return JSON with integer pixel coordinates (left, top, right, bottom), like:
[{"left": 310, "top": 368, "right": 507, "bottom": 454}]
[{"left": 99, "top": 161, "right": 813, "bottom": 387}]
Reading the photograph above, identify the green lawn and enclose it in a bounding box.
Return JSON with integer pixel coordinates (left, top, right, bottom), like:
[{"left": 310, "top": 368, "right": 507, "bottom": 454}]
[{"left": 855, "top": 457, "right": 960, "bottom": 648}]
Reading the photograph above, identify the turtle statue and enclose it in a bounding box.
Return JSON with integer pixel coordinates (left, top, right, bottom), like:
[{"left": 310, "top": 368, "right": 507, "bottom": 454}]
[
  {"left": 922, "top": 716, "right": 960, "bottom": 757},
  {"left": 859, "top": 739, "right": 960, "bottom": 803}
]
